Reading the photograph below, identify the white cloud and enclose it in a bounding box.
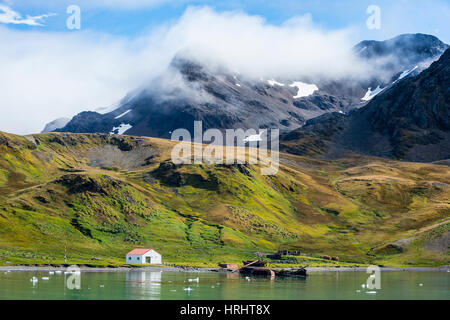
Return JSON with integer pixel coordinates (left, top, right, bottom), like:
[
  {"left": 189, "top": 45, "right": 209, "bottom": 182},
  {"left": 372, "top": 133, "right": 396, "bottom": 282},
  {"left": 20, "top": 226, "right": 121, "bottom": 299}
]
[
  {"left": 0, "top": 27, "right": 172, "bottom": 134},
  {"left": 162, "top": 7, "right": 368, "bottom": 80},
  {"left": 0, "top": 4, "right": 56, "bottom": 26},
  {"left": 0, "top": 6, "right": 372, "bottom": 135}
]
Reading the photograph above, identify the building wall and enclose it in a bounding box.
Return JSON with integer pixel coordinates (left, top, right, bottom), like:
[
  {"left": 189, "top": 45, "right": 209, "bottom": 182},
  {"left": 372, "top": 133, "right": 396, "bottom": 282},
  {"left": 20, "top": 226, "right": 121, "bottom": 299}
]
[
  {"left": 126, "top": 254, "right": 145, "bottom": 264},
  {"left": 126, "top": 250, "right": 162, "bottom": 264},
  {"left": 146, "top": 250, "right": 162, "bottom": 264}
]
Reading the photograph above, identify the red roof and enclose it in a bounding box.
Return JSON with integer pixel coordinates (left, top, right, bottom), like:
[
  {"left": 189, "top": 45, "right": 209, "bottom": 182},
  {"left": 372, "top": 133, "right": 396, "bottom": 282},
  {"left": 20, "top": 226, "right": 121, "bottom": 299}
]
[{"left": 127, "top": 248, "right": 151, "bottom": 255}]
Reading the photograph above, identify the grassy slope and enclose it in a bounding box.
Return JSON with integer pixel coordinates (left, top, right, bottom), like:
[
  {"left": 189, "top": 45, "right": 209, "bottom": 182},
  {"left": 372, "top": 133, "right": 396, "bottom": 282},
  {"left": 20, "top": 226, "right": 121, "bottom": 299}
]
[{"left": 0, "top": 131, "right": 448, "bottom": 267}]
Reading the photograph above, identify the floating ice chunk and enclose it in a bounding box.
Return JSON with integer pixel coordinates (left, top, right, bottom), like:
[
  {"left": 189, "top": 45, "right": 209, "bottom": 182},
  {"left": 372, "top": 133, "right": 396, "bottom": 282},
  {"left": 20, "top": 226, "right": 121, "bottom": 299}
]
[{"left": 290, "top": 82, "right": 318, "bottom": 99}]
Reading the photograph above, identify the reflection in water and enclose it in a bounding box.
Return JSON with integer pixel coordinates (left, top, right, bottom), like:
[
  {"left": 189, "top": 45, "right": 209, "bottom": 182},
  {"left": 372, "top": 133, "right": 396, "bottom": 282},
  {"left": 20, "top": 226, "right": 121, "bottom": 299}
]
[
  {"left": 226, "top": 272, "right": 239, "bottom": 280},
  {"left": 0, "top": 270, "right": 448, "bottom": 300},
  {"left": 126, "top": 271, "right": 162, "bottom": 300}
]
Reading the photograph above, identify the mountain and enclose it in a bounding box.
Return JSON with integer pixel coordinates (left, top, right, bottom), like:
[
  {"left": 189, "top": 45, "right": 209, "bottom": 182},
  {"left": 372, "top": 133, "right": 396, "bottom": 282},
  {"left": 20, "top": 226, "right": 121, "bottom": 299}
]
[
  {"left": 355, "top": 33, "right": 448, "bottom": 73},
  {"left": 41, "top": 117, "right": 71, "bottom": 133},
  {"left": 52, "top": 34, "right": 448, "bottom": 139},
  {"left": 281, "top": 48, "right": 450, "bottom": 162},
  {"left": 57, "top": 56, "right": 356, "bottom": 139},
  {"left": 353, "top": 34, "right": 448, "bottom": 104},
  {"left": 0, "top": 131, "right": 448, "bottom": 266}
]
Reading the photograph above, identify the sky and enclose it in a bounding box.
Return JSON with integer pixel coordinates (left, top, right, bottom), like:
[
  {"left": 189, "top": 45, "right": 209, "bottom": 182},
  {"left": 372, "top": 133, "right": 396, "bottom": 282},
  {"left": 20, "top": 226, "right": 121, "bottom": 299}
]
[{"left": 0, "top": 0, "right": 449, "bottom": 134}]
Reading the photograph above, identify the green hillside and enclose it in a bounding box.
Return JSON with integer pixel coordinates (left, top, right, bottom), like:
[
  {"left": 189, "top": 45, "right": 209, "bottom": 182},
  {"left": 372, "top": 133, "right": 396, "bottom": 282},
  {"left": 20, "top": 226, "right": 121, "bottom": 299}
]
[{"left": 0, "top": 131, "right": 448, "bottom": 267}]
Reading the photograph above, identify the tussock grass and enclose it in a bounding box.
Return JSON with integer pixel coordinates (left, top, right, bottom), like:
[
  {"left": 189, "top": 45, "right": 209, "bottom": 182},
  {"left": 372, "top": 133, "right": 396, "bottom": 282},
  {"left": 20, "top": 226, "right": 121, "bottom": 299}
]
[{"left": 0, "top": 131, "right": 448, "bottom": 267}]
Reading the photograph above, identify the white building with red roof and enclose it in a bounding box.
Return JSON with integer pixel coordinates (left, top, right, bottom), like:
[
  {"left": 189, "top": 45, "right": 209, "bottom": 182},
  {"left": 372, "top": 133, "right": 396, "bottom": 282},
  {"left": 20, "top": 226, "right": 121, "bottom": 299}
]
[{"left": 126, "top": 248, "right": 162, "bottom": 264}]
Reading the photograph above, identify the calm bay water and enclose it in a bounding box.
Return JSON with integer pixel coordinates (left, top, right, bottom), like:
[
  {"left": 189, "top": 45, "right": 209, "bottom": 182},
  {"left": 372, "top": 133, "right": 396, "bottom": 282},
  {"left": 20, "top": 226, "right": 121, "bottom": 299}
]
[{"left": 0, "top": 270, "right": 448, "bottom": 300}]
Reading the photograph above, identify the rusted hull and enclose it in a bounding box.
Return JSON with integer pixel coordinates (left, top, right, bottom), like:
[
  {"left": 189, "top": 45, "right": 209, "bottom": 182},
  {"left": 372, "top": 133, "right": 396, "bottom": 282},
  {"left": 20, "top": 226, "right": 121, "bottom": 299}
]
[
  {"left": 240, "top": 267, "right": 275, "bottom": 277},
  {"left": 240, "top": 267, "right": 308, "bottom": 277},
  {"left": 218, "top": 263, "right": 239, "bottom": 269},
  {"left": 242, "top": 260, "right": 267, "bottom": 267},
  {"left": 275, "top": 268, "right": 308, "bottom": 277}
]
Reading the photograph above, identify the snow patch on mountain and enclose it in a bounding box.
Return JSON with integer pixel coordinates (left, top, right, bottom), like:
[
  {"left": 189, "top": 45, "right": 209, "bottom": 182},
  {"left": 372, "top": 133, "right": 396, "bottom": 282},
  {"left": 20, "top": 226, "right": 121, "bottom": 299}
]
[
  {"left": 290, "top": 82, "right": 318, "bottom": 99},
  {"left": 110, "top": 123, "right": 132, "bottom": 135},
  {"left": 268, "top": 79, "right": 285, "bottom": 86},
  {"left": 243, "top": 130, "right": 265, "bottom": 142},
  {"left": 393, "top": 66, "right": 419, "bottom": 84},
  {"left": 361, "top": 86, "right": 385, "bottom": 101},
  {"left": 115, "top": 110, "right": 132, "bottom": 119}
]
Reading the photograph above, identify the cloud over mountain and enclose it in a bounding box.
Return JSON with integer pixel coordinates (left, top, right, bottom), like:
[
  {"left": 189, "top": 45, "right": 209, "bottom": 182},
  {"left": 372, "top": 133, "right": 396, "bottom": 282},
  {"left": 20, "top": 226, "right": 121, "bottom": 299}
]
[{"left": 0, "top": 6, "right": 423, "bottom": 134}]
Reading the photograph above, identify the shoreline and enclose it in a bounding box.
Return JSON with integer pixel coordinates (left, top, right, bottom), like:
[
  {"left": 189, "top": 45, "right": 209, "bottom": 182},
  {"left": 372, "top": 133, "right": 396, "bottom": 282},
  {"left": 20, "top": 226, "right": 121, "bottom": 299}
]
[{"left": 1, "top": 265, "right": 448, "bottom": 273}]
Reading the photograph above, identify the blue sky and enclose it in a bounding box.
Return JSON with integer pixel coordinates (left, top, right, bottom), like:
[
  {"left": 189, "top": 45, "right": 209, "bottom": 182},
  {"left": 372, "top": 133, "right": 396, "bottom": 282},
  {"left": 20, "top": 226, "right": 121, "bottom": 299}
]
[
  {"left": 0, "top": 0, "right": 449, "bottom": 134},
  {"left": 2, "top": 0, "right": 449, "bottom": 43}
]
